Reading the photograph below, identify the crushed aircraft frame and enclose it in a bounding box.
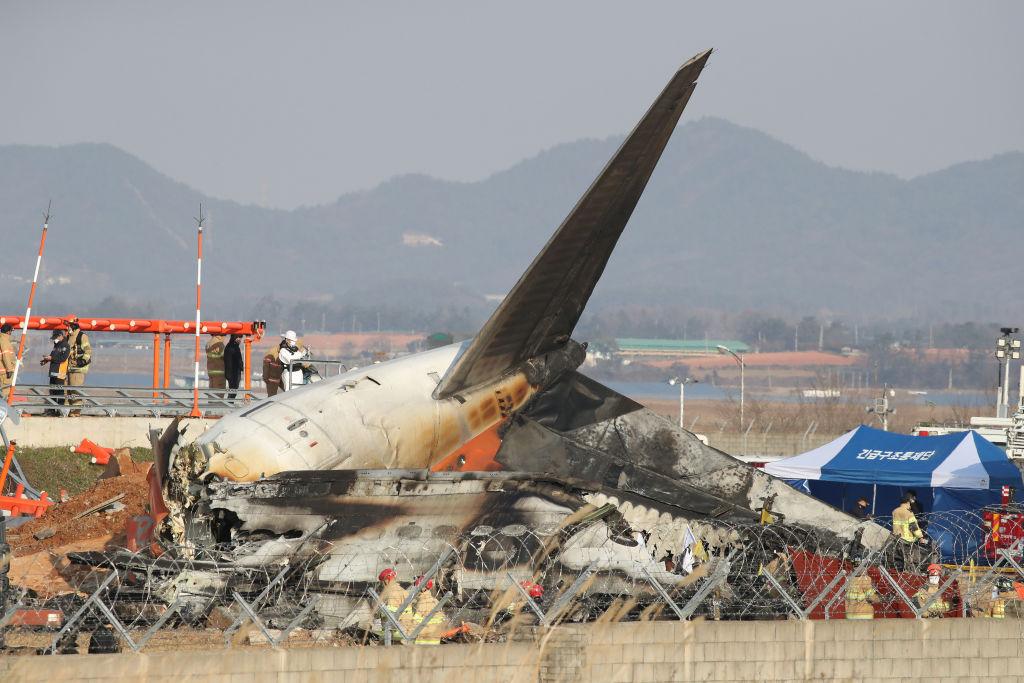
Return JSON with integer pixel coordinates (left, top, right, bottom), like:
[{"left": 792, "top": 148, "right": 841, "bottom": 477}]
[{"left": 99, "top": 50, "right": 889, "bottom": 619}]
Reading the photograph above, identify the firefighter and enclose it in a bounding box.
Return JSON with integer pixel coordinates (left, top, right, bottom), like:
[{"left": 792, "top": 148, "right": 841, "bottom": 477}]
[
  {"left": 39, "top": 329, "right": 70, "bottom": 416},
  {"left": 892, "top": 494, "right": 927, "bottom": 569},
  {"left": 973, "top": 578, "right": 1021, "bottom": 618},
  {"left": 502, "top": 580, "right": 544, "bottom": 622},
  {"left": 205, "top": 334, "right": 227, "bottom": 390},
  {"left": 914, "top": 564, "right": 950, "bottom": 618},
  {"left": 411, "top": 576, "right": 446, "bottom": 645},
  {"left": 0, "top": 323, "right": 15, "bottom": 394},
  {"left": 376, "top": 567, "right": 414, "bottom": 639},
  {"left": 844, "top": 574, "right": 880, "bottom": 619},
  {"left": 65, "top": 317, "right": 91, "bottom": 416},
  {"left": 223, "top": 334, "right": 243, "bottom": 399},
  {"left": 262, "top": 350, "right": 283, "bottom": 396}
]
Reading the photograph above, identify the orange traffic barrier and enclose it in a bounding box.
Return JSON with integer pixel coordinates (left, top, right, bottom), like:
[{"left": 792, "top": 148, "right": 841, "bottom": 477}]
[{"left": 72, "top": 438, "right": 114, "bottom": 465}]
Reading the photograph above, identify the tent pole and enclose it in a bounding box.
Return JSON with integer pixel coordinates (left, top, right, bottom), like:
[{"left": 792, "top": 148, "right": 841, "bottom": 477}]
[{"left": 871, "top": 483, "right": 877, "bottom": 516}]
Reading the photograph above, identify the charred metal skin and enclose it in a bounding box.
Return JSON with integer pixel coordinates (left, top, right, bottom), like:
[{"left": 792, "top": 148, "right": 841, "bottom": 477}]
[
  {"left": 191, "top": 468, "right": 750, "bottom": 588},
  {"left": 497, "top": 372, "right": 890, "bottom": 550}
]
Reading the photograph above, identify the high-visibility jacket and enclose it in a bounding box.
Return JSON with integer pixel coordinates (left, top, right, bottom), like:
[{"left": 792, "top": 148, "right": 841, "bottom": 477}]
[
  {"left": 845, "top": 575, "right": 878, "bottom": 620},
  {"left": 413, "top": 592, "right": 446, "bottom": 644},
  {"left": 48, "top": 339, "right": 71, "bottom": 380},
  {"left": 206, "top": 335, "right": 226, "bottom": 377},
  {"left": 979, "top": 591, "right": 1009, "bottom": 618},
  {"left": 0, "top": 332, "right": 15, "bottom": 376},
  {"left": 377, "top": 580, "right": 414, "bottom": 637},
  {"left": 914, "top": 586, "right": 949, "bottom": 617},
  {"left": 892, "top": 506, "right": 924, "bottom": 543},
  {"left": 67, "top": 330, "right": 91, "bottom": 374}
]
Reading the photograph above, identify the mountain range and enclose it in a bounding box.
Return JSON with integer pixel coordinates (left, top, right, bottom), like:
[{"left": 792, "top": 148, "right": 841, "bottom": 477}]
[{"left": 1, "top": 117, "right": 1021, "bottom": 323}]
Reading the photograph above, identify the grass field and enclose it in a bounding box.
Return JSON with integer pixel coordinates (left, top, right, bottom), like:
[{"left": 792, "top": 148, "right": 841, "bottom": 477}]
[{"left": 8, "top": 446, "right": 153, "bottom": 497}]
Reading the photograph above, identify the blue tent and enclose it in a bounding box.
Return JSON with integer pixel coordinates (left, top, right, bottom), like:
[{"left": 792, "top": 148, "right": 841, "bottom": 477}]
[{"left": 764, "top": 425, "right": 1023, "bottom": 559}]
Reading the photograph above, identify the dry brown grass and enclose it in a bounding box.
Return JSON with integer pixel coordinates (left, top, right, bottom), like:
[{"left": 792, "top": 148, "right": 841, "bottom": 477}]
[{"left": 641, "top": 397, "right": 983, "bottom": 435}]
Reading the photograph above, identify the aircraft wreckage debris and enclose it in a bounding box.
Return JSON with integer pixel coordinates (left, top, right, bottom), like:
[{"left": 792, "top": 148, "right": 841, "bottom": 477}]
[{"left": 0, "top": 50, "right": 917, "bottom": 648}]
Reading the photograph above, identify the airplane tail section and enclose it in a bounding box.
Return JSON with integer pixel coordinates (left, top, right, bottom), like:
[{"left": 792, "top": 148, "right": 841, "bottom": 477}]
[{"left": 435, "top": 49, "right": 712, "bottom": 399}]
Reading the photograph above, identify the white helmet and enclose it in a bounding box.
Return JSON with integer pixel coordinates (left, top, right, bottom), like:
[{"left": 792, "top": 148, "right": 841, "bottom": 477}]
[{"left": 282, "top": 330, "right": 298, "bottom": 343}]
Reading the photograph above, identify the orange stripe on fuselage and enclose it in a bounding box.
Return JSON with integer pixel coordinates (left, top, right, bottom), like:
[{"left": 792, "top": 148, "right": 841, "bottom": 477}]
[{"left": 431, "top": 421, "right": 504, "bottom": 472}]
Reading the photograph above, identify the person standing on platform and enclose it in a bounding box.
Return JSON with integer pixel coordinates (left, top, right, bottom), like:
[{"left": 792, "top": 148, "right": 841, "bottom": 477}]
[
  {"left": 224, "top": 334, "right": 243, "bottom": 400},
  {"left": 65, "top": 317, "right": 91, "bottom": 416},
  {"left": 278, "top": 330, "right": 308, "bottom": 391},
  {"left": 0, "top": 323, "right": 15, "bottom": 394},
  {"left": 205, "top": 334, "right": 226, "bottom": 391},
  {"left": 40, "top": 329, "right": 70, "bottom": 416},
  {"left": 262, "top": 350, "right": 283, "bottom": 396}
]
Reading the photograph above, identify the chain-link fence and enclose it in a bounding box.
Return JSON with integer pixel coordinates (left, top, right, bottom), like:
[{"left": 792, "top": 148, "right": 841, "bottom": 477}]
[{"left": 2, "top": 509, "right": 1023, "bottom": 654}]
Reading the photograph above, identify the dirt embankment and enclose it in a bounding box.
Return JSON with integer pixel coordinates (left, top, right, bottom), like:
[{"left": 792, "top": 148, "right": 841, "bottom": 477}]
[{"left": 8, "top": 452, "right": 150, "bottom": 557}]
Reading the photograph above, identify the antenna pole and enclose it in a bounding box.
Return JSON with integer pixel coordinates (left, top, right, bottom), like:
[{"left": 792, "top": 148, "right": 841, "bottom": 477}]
[
  {"left": 190, "top": 204, "right": 205, "bottom": 417},
  {"left": 7, "top": 202, "right": 51, "bottom": 402}
]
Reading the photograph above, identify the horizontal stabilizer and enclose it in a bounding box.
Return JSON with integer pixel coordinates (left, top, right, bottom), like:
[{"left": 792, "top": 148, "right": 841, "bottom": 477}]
[{"left": 436, "top": 49, "right": 712, "bottom": 398}]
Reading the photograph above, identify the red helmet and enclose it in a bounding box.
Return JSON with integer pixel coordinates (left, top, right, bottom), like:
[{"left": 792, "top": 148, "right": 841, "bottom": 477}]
[
  {"left": 378, "top": 568, "right": 397, "bottom": 582},
  {"left": 521, "top": 581, "right": 544, "bottom": 598},
  {"left": 927, "top": 564, "right": 942, "bottom": 576},
  {"left": 414, "top": 575, "right": 434, "bottom": 590}
]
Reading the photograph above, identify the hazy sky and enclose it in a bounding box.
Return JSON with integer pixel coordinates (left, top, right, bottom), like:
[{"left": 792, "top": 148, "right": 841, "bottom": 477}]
[{"left": 2, "top": 1, "right": 1021, "bottom": 209}]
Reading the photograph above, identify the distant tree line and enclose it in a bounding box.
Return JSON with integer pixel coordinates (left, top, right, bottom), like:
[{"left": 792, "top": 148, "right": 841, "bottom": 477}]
[{"left": 13, "top": 293, "right": 1009, "bottom": 390}]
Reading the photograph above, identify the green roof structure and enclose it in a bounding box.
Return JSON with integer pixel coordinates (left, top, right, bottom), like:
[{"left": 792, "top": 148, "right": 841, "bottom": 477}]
[{"left": 615, "top": 338, "right": 750, "bottom": 354}]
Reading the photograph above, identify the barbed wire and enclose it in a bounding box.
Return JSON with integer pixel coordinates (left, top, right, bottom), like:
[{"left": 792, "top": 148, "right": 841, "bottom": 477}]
[{"left": 2, "top": 509, "right": 1023, "bottom": 653}]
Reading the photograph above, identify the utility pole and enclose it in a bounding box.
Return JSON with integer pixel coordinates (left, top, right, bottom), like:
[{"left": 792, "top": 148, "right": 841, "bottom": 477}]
[
  {"left": 866, "top": 384, "right": 896, "bottom": 431},
  {"left": 717, "top": 345, "right": 745, "bottom": 436}
]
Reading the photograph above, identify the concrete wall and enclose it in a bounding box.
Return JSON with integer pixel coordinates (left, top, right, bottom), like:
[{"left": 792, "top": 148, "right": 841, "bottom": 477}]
[
  {"left": 2, "top": 619, "right": 1020, "bottom": 682},
  {"left": 4, "top": 416, "right": 216, "bottom": 448}
]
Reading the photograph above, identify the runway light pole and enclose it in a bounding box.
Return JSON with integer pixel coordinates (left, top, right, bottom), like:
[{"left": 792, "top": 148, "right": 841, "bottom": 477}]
[
  {"left": 995, "top": 328, "right": 1020, "bottom": 419},
  {"left": 7, "top": 203, "right": 51, "bottom": 403},
  {"left": 716, "top": 345, "right": 745, "bottom": 434},
  {"left": 668, "top": 376, "right": 698, "bottom": 430},
  {"left": 189, "top": 205, "right": 205, "bottom": 418}
]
